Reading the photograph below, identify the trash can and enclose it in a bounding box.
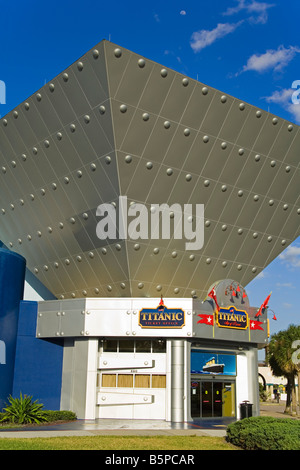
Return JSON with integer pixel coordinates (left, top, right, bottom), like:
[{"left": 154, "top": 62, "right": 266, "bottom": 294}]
[{"left": 240, "top": 400, "right": 253, "bottom": 419}]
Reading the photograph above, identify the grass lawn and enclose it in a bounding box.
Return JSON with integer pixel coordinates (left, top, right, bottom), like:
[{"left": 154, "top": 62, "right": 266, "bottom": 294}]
[{"left": 0, "top": 435, "right": 237, "bottom": 450}]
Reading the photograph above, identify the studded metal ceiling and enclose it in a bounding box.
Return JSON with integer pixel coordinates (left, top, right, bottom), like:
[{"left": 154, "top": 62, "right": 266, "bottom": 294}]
[{"left": 0, "top": 40, "right": 299, "bottom": 300}]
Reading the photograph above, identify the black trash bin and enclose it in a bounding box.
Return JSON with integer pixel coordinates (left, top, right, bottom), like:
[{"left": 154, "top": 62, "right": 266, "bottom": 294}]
[{"left": 240, "top": 400, "right": 253, "bottom": 419}]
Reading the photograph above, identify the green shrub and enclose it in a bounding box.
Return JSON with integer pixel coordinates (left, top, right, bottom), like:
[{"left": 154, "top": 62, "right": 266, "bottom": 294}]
[
  {"left": 43, "top": 410, "right": 76, "bottom": 421},
  {"left": 259, "top": 383, "right": 269, "bottom": 402},
  {"left": 0, "top": 394, "right": 77, "bottom": 426},
  {"left": 226, "top": 416, "right": 300, "bottom": 450},
  {"left": 0, "top": 393, "right": 49, "bottom": 425}
]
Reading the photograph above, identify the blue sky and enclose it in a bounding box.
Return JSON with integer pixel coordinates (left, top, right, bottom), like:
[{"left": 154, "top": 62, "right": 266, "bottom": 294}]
[{"left": 0, "top": 0, "right": 299, "bottom": 336}]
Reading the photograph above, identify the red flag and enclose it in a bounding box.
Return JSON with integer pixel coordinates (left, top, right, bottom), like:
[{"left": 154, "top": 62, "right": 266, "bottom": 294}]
[
  {"left": 272, "top": 313, "right": 277, "bottom": 320},
  {"left": 197, "top": 314, "right": 214, "bottom": 326},
  {"left": 242, "top": 292, "right": 247, "bottom": 298},
  {"left": 262, "top": 293, "right": 271, "bottom": 309},
  {"left": 232, "top": 290, "right": 236, "bottom": 297},
  {"left": 236, "top": 285, "right": 241, "bottom": 293},
  {"left": 250, "top": 320, "right": 264, "bottom": 331},
  {"left": 255, "top": 292, "right": 271, "bottom": 317},
  {"left": 207, "top": 286, "right": 220, "bottom": 312}
]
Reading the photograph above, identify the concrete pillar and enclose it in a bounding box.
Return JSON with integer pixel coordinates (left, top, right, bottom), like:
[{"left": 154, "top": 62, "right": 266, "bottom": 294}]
[
  {"left": 171, "top": 340, "right": 185, "bottom": 422},
  {"left": 60, "top": 338, "right": 98, "bottom": 419},
  {"left": 246, "top": 347, "right": 260, "bottom": 416}
]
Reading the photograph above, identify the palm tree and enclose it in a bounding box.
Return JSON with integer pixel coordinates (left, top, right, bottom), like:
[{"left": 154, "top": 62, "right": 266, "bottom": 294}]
[
  {"left": 292, "top": 339, "right": 300, "bottom": 411},
  {"left": 268, "top": 324, "right": 300, "bottom": 416}
]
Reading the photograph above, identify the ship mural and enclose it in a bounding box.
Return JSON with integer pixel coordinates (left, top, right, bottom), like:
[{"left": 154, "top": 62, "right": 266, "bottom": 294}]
[
  {"left": 202, "top": 356, "right": 225, "bottom": 374},
  {"left": 191, "top": 350, "right": 236, "bottom": 376}
]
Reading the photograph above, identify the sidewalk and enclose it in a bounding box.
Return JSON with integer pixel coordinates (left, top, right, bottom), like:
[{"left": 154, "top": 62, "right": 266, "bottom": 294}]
[
  {"left": 260, "top": 401, "right": 300, "bottom": 419},
  {"left": 0, "top": 418, "right": 232, "bottom": 438},
  {"left": 0, "top": 403, "right": 298, "bottom": 439}
]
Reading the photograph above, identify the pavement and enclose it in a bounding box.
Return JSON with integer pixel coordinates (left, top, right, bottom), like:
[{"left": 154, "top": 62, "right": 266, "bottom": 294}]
[
  {"left": 0, "top": 402, "right": 298, "bottom": 439},
  {"left": 0, "top": 417, "right": 233, "bottom": 438},
  {"left": 260, "top": 401, "right": 300, "bottom": 419}
]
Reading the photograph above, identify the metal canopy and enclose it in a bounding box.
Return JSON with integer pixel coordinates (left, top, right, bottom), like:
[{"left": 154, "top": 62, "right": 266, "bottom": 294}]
[{"left": 0, "top": 40, "right": 299, "bottom": 300}]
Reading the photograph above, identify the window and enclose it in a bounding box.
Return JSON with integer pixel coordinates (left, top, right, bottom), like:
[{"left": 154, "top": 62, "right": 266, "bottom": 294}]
[
  {"left": 118, "top": 374, "right": 134, "bottom": 387},
  {"left": 102, "top": 374, "right": 116, "bottom": 387},
  {"left": 152, "top": 340, "right": 166, "bottom": 353},
  {"left": 99, "top": 339, "right": 166, "bottom": 353},
  {"left": 102, "top": 340, "right": 118, "bottom": 352},
  {"left": 135, "top": 340, "right": 151, "bottom": 353},
  {"left": 119, "top": 340, "right": 134, "bottom": 352},
  {"left": 152, "top": 375, "right": 166, "bottom": 388},
  {"left": 135, "top": 374, "right": 150, "bottom": 388},
  {"left": 99, "top": 373, "right": 166, "bottom": 389}
]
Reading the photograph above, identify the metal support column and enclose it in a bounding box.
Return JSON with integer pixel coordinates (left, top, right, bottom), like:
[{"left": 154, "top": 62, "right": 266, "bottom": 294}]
[{"left": 171, "top": 339, "right": 185, "bottom": 422}]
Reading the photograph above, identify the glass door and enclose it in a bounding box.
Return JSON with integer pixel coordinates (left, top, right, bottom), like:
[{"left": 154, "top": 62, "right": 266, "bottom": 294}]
[
  {"left": 213, "top": 382, "right": 223, "bottom": 417},
  {"left": 190, "top": 379, "right": 235, "bottom": 418},
  {"left": 191, "top": 381, "right": 200, "bottom": 417},
  {"left": 222, "top": 382, "right": 235, "bottom": 417},
  {"left": 201, "top": 382, "right": 212, "bottom": 417}
]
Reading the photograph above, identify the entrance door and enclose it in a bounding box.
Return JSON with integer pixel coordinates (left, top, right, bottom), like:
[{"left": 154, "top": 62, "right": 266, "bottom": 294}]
[
  {"left": 191, "top": 381, "right": 200, "bottom": 417},
  {"left": 222, "top": 382, "right": 235, "bottom": 417},
  {"left": 213, "top": 382, "right": 222, "bottom": 417},
  {"left": 201, "top": 382, "right": 212, "bottom": 417},
  {"left": 191, "top": 380, "right": 235, "bottom": 418}
]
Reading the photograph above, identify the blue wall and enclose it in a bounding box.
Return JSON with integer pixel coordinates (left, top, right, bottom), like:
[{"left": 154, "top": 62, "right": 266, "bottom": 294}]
[
  {"left": 0, "top": 249, "right": 26, "bottom": 410},
  {"left": 13, "top": 301, "right": 64, "bottom": 410}
]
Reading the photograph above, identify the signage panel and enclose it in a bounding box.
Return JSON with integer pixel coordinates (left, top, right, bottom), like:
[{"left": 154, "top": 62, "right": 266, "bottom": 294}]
[
  {"left": 216, "top": 305, "right": 248, "bottom": 330},
  {"left": 139, "top": 299, "right": 185, "bottom": 329}
]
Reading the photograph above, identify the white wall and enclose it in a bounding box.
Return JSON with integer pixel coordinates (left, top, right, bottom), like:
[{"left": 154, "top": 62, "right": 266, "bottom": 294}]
[
  {"left": 23, "top": 281, "right": 44, "bottom": 301},
  {"left": 97, "top": 349, "right": 168, "bottom": 420}
]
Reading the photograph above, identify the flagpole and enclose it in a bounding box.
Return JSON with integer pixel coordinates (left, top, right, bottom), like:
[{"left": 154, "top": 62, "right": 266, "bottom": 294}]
[{"left": 248, "top": 315, "right": 251, "bottom": 342}]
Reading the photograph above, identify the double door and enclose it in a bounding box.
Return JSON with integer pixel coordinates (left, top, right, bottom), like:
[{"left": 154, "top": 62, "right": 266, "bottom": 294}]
[{"left": 191, "top": 380, "right": 235, "bottom": 418}]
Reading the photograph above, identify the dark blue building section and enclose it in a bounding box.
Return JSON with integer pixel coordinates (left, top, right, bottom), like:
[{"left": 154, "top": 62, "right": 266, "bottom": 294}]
[
  {"left": 13, "top": 301, "right": 64, "bottom": 410},
  {"left": 0, "top": 249, "right": 26, "bottom": 410}
]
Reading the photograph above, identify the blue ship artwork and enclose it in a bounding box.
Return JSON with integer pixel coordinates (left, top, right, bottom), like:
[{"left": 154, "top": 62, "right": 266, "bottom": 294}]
[{"left": 191, "top": 350, "right": 236, "bottom": 376}]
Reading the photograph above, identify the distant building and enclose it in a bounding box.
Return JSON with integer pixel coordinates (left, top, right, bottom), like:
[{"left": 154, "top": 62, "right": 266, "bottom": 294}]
[{"left": 259, "top": 363, "right": 298, "bottom": 402}]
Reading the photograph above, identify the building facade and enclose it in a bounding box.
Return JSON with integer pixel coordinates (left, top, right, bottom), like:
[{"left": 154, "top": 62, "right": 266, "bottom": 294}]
[
  {"left": 0, "top": 40, "right": 299, "bottom": 422},
  {"left": 9, "top": 278, "right": 266, "bottom": 421}
]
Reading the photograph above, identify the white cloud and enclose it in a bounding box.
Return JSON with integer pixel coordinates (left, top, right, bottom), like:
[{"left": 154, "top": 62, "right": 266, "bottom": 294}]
[
  {"left": 241, "top": 45, "right": 300, "bottom": 73},
  {"left": 276, "top": 282, "right": 295, "bottom": 288},
  {"left": 256, "top": 271, "right": 266, "bottom": 279},
  {"left": 223, "top": 0, "right": 275, "bottom": 24},
  {"left": 190, "top": 21, "right": 243, "bottom": 53},
  {"left": 265, "top": 87, "right": 293, "bottom": 105},
  {"left": 282, "top": 302, "right": 292, "bottom": 309},
  {"left": 279, "top": 245, "right": 300, "bottom": 268},
  {"left": 288, "top": 103, "right": 300, "bottom": 124},
  {"left": 164, "top": 50, "right": 182, "bottom": 64},
  {"left": 180, "top": 10, "right": 186, "bottom": 16},
  {"left": 265, "top": 87, "right": 300, "bottom": 124}
]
